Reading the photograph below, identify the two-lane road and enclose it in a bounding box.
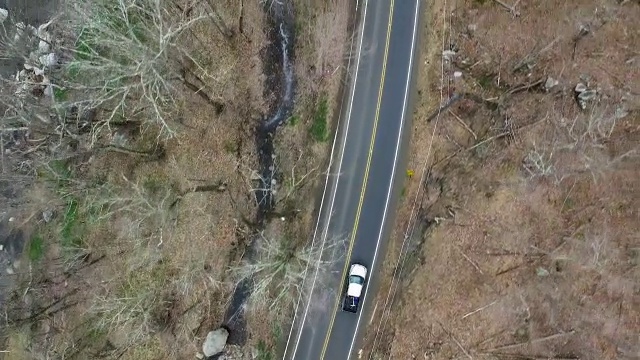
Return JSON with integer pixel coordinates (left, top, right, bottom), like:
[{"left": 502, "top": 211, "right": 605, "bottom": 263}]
[{"left": 284, "top": 0, "right": 422, "bottom": 358}]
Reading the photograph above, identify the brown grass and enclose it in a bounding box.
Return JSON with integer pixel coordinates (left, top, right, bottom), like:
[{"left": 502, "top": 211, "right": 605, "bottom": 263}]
[
  {"left": 365, "top": 0, "right": 640, "bottom": 359},
  {"left": 2, "top": 0, "right": 259, "bottom": 355}
]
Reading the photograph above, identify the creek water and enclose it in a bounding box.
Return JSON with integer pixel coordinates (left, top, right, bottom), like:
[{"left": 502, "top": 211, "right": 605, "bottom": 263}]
[{"left": 223, "top": 0, "right": 296, "bottom": 346}]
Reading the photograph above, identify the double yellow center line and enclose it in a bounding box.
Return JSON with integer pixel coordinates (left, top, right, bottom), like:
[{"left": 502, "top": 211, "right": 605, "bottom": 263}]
[{"left": 318, "top": 0, "right": 395, "bottom": 358}]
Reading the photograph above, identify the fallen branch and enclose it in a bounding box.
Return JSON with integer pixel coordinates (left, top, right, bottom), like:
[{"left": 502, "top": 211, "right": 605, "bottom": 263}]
[
  {"left": 493, "top": 0, "right": 521, "bottom": 17},
  {"left": 461, "top": 300, "right": 498, "bottom": 319},
  {"left": 484, "top": 352, "right": 579, "bottom": 360},
  {"left": 513, "top": 38, "right": 559, "bottom": 74},
  {"left": 181, "top": 180, "right": 228, "bottom": 195},
  {"left": 434, "top": 112, "right": 548, "bottom": 168},
  {"left": 426, "top": 92, "right": 499, "bottom": 123},
  {"left": 434, "top": 131, "right": 511, "bottom": 167},
  {"left": 277, "top": 150, "right": 318, "bottom": 205},
  {"left": 457, "top": 246, "right": 484, "bottom": 275},
  {"left": 438, "top": 321, "right": 473, "bottom": 360},
  {"left": 507, "top": 78, "right": 545, "bottom": 95},
  {"left": 426, "top": 93, "right": 463, "bottom": 122},
  {"left": 449, "top": 109, "right": 477, "bottom": 140},
  {"left": 97, "top": 144, "right": 165, "bottom": 159},
  {"left": 488, "top": 330, "right": 576, "bottom": 352}
]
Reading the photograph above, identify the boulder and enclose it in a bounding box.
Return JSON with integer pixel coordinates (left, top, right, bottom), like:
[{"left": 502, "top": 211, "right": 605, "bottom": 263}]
[
  {"left": 42, "top": 209, "right": 54, "bottom": 223},
  {"left": 544, "top": 76, "right": 558, "bottom": 91},
  {"left": 0, "top": 8, "right": 8, "bottom": 24},
  {"left": 202, "top": 328, "right": 229, "bottom": 357},
  {"left": 39, "top": 53, "right": 57, "bottom": 68}
]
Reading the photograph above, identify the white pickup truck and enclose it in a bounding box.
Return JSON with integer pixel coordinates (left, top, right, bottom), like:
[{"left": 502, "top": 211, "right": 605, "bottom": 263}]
[{"left": 342, "top": 263, "right": 368, "bottom": 313}]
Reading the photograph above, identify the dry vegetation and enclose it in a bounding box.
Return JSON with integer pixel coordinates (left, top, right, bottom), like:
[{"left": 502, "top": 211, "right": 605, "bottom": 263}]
[
  {"left": 366, "top": 0, "right": 639, "bottom": 359},
  {"left": 0, "top": 0, "right": 351, "bottom": 358}
]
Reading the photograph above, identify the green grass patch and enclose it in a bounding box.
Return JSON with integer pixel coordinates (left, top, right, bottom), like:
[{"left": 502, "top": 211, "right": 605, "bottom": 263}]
[
  {"left": 287, "top": 114, "right": 300, "bottom": 126},
  {"left": 271, "top": 323, "right": 282, "bottom": 341},
  {"left": 256, "top": 340, "right": 274, "bottom": 360},
  {"left": 563, "top": 197, "right": 575, "bottom": 210},
  {"left": 39, "top": 159, "right": 76, "bottom": 196},
  {"left": 75, "top": 32, "right": 95, "bottom": 61},
  {"left": 472, "top": 141, "right": 491, "bottom": 159},
  {"left": 142, "top": 176, "right": 165, "bottom": 195},
  {"left": 53, "top": 87, "right": 69, "bottom": 101},
  {"left": 67, "top": 30, "right": 97, "bottom": 80},
  {"left": 310, "top": 95, "right": 329, "bottom": 142},
  {"left": 121, "top": 337, "right": 163, "bottom": 360},
  {"left": 477, "top": 73, "right": 494, "bottom": 90},
  {"left": 87, "top": 326, "right": 108, "bottom": 341},
  {"left": 224, "top": 140, "right": 237, "bottom": 154},
  {"left": 28, "top": 234, "right": 45, "bottom": 262},
  {"left": 120, "top": 260, "right": 170, "bottom": 299},
  {"left": 44, "top": 159, "right": 72, "bottom": 182},
  {"left": 76, "top": 1, "right": 150, "bottom": 60},
  {"left": 141, "top": 175, "right": 177, "bottom": 204},
  {"left": 68, "top": 0, "right": 152, "bottom": 84},
  {"left": 61, "top": 198, "right": 83, "bottom": 249}
]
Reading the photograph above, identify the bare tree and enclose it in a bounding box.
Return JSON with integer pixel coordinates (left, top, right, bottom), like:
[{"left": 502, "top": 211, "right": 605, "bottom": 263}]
[
  {"left": 239, "top": 152, "right": 318, "bottom": 216},
  {"left": 230, "top": 232, "right": 346, "bottom": 317},
  {"left": 90, "top": 263, "right": 170, "bottom": 345},
  {"left": 61, "top": 0, "right": 216, "bottom": 140}
]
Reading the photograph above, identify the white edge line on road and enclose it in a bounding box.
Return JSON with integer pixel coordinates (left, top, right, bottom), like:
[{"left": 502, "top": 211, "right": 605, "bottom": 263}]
[
  {"left": 347, "top": 0, "right": 421, "bottom": 357},
  {"left": 284, "top": 0, "right": 369, "bottom": 357}
]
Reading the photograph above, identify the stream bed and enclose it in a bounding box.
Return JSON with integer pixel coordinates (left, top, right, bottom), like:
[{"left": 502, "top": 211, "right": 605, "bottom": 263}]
[{"left": 223, "top": 0, "right": 296, "bottom": 345}]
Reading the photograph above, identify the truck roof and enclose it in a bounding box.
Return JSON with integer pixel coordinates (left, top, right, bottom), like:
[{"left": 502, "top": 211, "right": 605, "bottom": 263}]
[
  {"left": 350, "top": 264, "right": 367, "bottom": 278},
  {"left": 347, "top": 283, "right": 363, "bottom": 297}
]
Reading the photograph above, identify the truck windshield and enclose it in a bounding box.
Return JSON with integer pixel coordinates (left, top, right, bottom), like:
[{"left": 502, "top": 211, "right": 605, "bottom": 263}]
[{"left": 349, "top": 275, "right": 364, "bottom": 285}]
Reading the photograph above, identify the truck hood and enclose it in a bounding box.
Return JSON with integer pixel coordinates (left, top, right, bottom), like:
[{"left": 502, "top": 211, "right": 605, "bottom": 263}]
[{"left": 347, "top": 283, "right": 363, "bottom": 297}]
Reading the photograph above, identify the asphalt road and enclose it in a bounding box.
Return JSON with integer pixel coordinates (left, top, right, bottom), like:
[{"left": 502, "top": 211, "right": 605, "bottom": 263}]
[{"left": 283, "top": 0, "right": 422, "bottom": 359}]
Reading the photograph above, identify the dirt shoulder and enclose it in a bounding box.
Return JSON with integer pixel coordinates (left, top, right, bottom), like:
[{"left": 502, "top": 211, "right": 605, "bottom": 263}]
[{"left": 365, "top": 0, "right": 640, "bottom": 359}]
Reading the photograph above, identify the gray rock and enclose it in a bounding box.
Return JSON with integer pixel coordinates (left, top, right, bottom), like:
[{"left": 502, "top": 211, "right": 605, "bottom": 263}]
[
  {"left": 467, "top": 24, "right": 478, "bottom": 34},
  {"left": 0, "top": 8, "right": 8, "bottom": 24},
  {"left": 574, "top": 83, "right": 587, "bottom": 93},
  {"left": 39, "top": 53, "right": 57, "bottom": 67},
  {"left": 442, "top": 50, "right": 456, "bottom": 62},
  {"left": 577, "top": 89, "right": 597, "bottom": 109},
  {"left": 578, "top": 89, "right": 597, "bottom": 101},
  {"left": 42, "top": 209, "right": 54, "bottom": 223},
  {"left": 536, "top": 267, "right": 550, "bottom": 277},
  {"left": 44, "top": 85, "right": 53, "bottom": 98},
  {"left": 574, "top": 83, "right": 597, "bottom": 109},
  {"left": 544, "top": 76, "right": 558, "bottom": 91},
  {"left": 38, "top": 40, "right": 50, "bottom": 53},
  {"left": 202, "top": 328, "right": 229, "bottom": 357},
  {"left": 195, "top": 353, "right": 204, "bottom": 360},
  {"left": 614, "top": 106, "right": 629, "bottom": 120}
]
